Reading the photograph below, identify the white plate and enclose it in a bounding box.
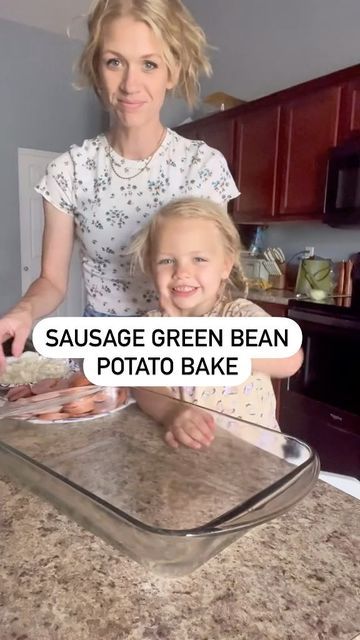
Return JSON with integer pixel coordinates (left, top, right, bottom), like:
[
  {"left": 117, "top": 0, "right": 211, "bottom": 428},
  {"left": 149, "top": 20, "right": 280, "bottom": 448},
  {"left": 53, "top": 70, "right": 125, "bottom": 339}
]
[{"left": 27, "top": 397, "right": 136, "bottom": 425}]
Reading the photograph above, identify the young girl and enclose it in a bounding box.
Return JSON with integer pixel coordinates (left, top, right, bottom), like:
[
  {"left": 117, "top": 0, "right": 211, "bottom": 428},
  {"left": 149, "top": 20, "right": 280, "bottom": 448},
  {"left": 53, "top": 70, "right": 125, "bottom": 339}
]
[{"left": 130, "top": 198, "right": 303, "bottom": 450}]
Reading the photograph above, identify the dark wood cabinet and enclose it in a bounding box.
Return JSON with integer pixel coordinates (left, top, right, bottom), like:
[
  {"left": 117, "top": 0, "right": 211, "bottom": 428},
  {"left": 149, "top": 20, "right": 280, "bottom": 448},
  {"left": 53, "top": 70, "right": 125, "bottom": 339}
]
[
  {"left": 233, "top": 86, "right": 342, "bottom": 222},
  {"left": 175, "top": 64, "right": 360, "bottom": 224},
  {"left": 277, "top": 86, "right": 342, "bottom": 218},
  {"left": 339, "top": 78, "right": 360, "bottom": 140},
  {"left": 176, "top": 116, "right": 236, "bottom": 176},
  {"left": 234, "top": 106, "right": 281, "bottom": 221}
]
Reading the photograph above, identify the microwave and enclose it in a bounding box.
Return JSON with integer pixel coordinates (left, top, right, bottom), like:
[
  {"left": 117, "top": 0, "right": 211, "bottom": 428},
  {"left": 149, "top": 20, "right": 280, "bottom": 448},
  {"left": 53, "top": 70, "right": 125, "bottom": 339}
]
[{"left": 324, "top": 136, "right": 360, "bottom": 226}]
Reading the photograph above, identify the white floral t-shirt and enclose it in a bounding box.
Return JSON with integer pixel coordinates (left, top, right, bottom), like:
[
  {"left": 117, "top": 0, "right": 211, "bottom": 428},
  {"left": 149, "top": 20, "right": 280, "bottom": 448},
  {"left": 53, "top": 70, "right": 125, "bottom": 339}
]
[{"left": 35, "top": 129, "right": 240, "bottom": 315}]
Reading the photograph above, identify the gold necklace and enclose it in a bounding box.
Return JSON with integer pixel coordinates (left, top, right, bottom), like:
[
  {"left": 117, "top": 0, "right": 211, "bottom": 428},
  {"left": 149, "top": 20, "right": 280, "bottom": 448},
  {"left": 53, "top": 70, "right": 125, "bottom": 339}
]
[{"left": 107, "top": 128, "right": 166, "bottom": 180}]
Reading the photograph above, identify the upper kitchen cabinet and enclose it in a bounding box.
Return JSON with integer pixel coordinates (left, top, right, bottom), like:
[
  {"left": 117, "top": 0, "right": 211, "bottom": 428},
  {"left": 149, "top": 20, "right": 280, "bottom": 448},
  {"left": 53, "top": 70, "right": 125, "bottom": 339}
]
[
  {"left": 338, "top": 78, "right": 360, "bottom": 140},
  {"left": 175, "top": 64, "right": 360, "bottom": 223},
  {"left": 276, "top": 86, "right": 342, "bottom": 219},
  {"left": 176, "top": 115, "right": 236, "bottom": 176},
  {"left": 233, "top": 105, "right": 281, "bottom": 222}
]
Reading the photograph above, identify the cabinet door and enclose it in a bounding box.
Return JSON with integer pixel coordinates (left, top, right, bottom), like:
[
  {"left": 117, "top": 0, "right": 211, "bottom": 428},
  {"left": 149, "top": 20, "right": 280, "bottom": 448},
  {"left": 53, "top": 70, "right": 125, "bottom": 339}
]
[
  {"left": 176, "top": 118, "right": 236, "bottom": 175},
  {"left": 233, "top": 106, "right": 281, "bottom": 222},
  {"left": 196, "top": 119, "right": 236, "bottom": 175},
  {"left": 339, "top": 78, "right": 360, "bottom": 140},
  {"left": 277, "top": 86, "right": 342, "bottom": 218}
]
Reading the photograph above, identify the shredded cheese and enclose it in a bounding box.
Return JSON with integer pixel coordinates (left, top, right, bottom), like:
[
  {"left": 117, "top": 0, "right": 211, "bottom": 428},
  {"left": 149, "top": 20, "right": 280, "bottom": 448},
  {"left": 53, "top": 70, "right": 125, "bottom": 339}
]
[{"left": 0, "top": 352, "right": 70, "bottom": 385}]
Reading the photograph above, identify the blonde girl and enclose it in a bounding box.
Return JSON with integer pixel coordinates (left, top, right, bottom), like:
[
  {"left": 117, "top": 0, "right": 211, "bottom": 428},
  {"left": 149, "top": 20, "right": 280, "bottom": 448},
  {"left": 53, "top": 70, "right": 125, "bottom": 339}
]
[
  {"left": 130, "top": 197, "right": 303, "bottom": 449},
  {"left": 0, "top": 0, "right": 239, "bottom": 369}
]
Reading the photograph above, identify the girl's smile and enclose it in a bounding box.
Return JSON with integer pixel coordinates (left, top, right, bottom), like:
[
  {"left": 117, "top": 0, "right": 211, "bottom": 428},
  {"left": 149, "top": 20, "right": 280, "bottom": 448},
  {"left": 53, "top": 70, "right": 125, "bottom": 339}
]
[
  {"left": 152, "top": 217, "right": 234, "bottom": 316},
  {"left": 171, "top": 284, "right": 200, "bottom": 297}
]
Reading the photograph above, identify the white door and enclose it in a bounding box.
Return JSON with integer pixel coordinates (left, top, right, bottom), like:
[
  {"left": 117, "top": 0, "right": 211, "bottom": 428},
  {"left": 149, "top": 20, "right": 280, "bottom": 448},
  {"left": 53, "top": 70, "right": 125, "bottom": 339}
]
[{"left": 18, "top": 148, "right": 85, "bottom": 317}]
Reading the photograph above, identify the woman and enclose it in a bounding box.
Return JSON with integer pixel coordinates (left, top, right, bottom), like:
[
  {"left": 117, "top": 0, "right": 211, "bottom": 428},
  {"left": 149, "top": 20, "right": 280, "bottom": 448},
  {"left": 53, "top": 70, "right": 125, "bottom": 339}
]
[{"left": 0, "top": 0, "right": 239, "bottom": 369}]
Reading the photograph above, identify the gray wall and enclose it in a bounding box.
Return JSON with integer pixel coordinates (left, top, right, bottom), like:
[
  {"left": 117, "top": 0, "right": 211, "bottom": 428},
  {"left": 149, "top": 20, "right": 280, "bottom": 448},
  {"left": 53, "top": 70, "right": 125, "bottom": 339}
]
[
  {"left": 0, "top": 18, "right": 104, "bottom": 315},
  {"left": 261, "top": 223, "right": 360, "bottom": 262},
  {"left": 188, "top": 0, "right": 360, "bottom": 101},
  {"left": 187, "top": 0, "right": 360, "bottom": 259}
]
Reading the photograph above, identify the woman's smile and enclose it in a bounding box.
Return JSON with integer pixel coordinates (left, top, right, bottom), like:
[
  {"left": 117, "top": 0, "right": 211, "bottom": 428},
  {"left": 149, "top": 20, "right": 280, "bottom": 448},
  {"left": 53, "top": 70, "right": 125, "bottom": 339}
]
[
  {"left": 99, "top": 17, "right": 176, "bottom": 132},
  {"left": 118, "top": 99, "right": 146, "bottom": 111}
]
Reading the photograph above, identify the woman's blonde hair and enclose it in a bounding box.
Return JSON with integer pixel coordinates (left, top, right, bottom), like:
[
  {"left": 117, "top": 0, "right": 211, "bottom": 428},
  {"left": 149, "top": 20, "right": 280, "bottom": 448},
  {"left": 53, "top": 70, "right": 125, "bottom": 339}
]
[
  {"left": 76, "top": 0, "right": 212, "bottom": 107},
  {"left": 129, "top": 197, "right": 248, "bottom": 298}
]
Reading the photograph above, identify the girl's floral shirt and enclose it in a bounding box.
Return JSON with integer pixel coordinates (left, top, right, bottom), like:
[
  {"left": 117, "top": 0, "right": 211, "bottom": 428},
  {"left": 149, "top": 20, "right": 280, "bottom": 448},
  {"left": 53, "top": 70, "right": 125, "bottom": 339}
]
[
  {"left": 147, "top": 297, "right": 279, "bottom": 431},
  {"left": 35, "top": 129, "right": 240, "bottom": 315}
]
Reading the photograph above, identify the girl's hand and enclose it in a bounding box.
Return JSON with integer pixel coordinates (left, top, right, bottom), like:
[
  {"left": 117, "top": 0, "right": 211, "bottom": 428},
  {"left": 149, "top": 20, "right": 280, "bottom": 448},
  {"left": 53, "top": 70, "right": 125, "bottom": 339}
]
[
  {"left": 164, "top": 405, "right": 216, "bottom": 450},
  {"left": 159, "top": 291, "right": 179, "bottom": 317},
  {"left": 158, "top": 292, "right": 215, "bottom": 450},
  {"left": 0, "top": 309, "right": 33, "bottom": 372}
]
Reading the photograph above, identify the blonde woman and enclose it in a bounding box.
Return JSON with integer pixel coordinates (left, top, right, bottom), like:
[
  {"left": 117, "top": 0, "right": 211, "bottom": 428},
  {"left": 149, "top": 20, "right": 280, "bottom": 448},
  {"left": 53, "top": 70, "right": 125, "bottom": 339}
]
[
  {"left": 0, "top": 0, "right": 239, "bottom": 369},
  {"left": 129, "top": 197, "right": 303, "bottom": 449}
]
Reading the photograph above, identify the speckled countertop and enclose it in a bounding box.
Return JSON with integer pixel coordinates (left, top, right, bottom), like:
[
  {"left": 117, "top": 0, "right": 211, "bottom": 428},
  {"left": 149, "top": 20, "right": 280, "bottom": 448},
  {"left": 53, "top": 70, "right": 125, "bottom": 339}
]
[
  {"left": 0, "top": 406, "right": 359, "bottom": 640},
  {"left": 248, "top": 289, "right": 296, "bottom": 305}
]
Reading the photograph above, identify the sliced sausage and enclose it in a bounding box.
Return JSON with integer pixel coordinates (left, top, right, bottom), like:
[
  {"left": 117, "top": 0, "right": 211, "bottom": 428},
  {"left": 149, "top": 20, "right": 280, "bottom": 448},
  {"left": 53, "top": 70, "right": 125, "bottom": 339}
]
[
  {"left": 68, "top": 372, "right": 93, "bottom": 388},
  {"left": 31, "top": 378, "right": 60, "bottom": 395},
  {"left": 36, "top": 411, "right": 70, "bottom": 421},
  {"left": 6, "top": 385, "right": 32, "bottom": 402},
  {"left": 62, "top": 396, "right": 95, "bottom": 416},
  {"left": 116, "top": 388, "right": 128, "bottom": 406}
]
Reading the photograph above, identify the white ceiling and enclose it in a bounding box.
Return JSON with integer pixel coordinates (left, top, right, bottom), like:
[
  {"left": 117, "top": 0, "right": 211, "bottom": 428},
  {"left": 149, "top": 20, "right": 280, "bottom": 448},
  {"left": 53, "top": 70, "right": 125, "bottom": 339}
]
[{"left": 0, "top": 0, "right": 92, "bottom": 37}]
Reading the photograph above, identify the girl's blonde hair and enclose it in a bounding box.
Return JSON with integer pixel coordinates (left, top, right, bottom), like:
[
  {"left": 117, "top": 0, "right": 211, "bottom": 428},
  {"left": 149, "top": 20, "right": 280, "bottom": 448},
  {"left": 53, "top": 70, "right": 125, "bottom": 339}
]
[
  {"left": 76, "top": 0, "right": 212, "bottom": 107},
  {"left": 129, "top": 197, "right": 248, "bottom": 298}
]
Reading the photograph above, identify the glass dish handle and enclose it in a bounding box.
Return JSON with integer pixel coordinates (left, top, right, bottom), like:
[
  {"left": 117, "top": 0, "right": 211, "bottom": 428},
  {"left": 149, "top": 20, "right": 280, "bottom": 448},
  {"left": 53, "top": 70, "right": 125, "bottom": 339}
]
[{"left": 202, "top": 459, "right": 319, "bottom": 534}]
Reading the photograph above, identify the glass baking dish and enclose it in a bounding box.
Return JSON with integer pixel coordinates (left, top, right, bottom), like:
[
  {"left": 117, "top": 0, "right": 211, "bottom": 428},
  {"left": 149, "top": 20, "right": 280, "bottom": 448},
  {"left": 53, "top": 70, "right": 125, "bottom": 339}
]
[{"left": 0, "top": 389, "right": 319, "bottom": 576}]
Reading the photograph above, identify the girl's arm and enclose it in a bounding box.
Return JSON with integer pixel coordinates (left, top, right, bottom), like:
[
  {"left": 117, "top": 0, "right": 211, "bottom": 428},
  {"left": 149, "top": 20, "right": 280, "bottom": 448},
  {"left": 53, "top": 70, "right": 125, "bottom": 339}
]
[
  {"left": 251, "top": 348, "right": 304, "bottom": 378},
  {"left": 0, "top": 200, "right": 74, "bottom": 367},
  {"left": 132, "top": 387, "right": 176, "bottom": 424},
  {"left": 132, "top": 387, "right": 215, "bottom": 449},
  {"left": 231, "top": 300, "right": 304, "bottom": 379}
]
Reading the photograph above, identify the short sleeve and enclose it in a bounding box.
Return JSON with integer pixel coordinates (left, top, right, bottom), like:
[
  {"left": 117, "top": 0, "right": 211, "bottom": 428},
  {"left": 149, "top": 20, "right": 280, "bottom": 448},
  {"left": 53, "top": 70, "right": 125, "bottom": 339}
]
[
  {"left": 34, "top": 150, "right": 76, "bottom": 216},
  {"left": 223, "top": 298, "right": 271, "bottom": 318},
  {"left": 200, "top": 147, "right": 240, "bottom": 205}
]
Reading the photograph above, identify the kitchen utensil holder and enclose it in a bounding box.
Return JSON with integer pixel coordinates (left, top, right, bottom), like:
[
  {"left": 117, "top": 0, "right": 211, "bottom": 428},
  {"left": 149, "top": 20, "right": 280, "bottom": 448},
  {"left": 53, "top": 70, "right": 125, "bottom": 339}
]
[{"left": 268, "top": 263, "right": 286, "bottom": 289}]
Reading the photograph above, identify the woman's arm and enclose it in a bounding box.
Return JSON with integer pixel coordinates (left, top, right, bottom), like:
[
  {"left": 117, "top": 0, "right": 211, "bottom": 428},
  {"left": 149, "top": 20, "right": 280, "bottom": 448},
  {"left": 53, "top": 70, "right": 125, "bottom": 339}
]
[
  {"left": 18, "top": 200, "right": 75, "bottom": 317},
  {"left": 0, "top": 200, "right": 74, "bottom": 367}
]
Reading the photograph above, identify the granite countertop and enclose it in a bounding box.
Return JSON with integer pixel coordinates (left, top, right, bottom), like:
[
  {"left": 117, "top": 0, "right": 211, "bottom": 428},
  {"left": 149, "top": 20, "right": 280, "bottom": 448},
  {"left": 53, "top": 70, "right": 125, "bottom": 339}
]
[
  {"left": 248, "top": 289, "right": 296, "bottom": 305},
  {"left": 0, "top": 477, "right": 359, "bottom": 640},
  {"left": 0, "top": 406, "right": 359, "bottom": 639}
]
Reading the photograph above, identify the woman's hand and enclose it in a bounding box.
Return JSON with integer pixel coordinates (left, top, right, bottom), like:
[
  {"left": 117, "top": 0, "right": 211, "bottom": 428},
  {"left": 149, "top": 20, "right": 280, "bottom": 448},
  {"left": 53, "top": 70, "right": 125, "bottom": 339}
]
[
  {"left": 0, "top": 306, "right": 33, "bottom": 372},
  {"left": 163, "top": 405, "right": 216, "bottom": 450},
  {"left": 0, "top": 201, "right": 75, "bottom": 373}
]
